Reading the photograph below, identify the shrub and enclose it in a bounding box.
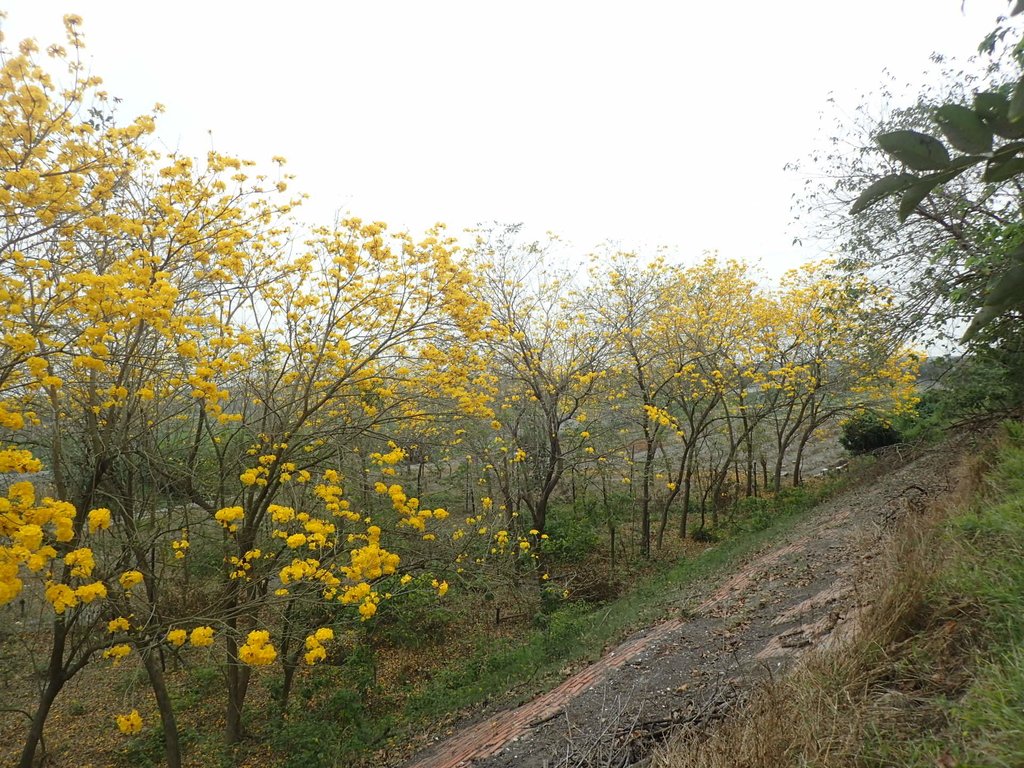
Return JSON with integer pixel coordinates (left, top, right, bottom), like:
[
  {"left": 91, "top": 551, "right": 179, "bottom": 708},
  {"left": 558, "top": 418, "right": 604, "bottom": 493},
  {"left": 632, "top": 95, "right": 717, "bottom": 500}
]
[
  {"left": 839, "top": 412, "right": 903, "bottom": 454},
  {"left": 541, "top": 514, "right": 600, "bottom": 561}
]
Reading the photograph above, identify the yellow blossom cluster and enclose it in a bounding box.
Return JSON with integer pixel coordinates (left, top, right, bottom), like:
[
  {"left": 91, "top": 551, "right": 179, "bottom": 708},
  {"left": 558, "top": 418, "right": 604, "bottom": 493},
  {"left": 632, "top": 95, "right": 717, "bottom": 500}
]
[
  {"left": 214, "top": 506, "right": 245, "bottom": 532},
  {"left": 167, "top": 626, "right": 215, "bottom": 647},
  {"left": 270, "top": 516, "right": 400, "bottom": 623},
  {"left": 227, "top": 549, "right": 262, "bottom": 579},
  {"left": 373, "top": 481, "right": 448, "bottom": 532},
  {"left": 303, "top": 626, "right": 334, "bottom": 665},
  {"left": 370, "top": 442, "right": 406, "bottom": 466},
  {"left": 119, "top": 570, "right": 144, "bottom": 590},
  {"left": 642, "top": 404, "right": 678, "bottom": 429},
  {"left": 239, "top": 466, "right": 269, "bottom": 487},
  {"left": 313, "top": 484, "right": 357, "bottom": 521},
  {"left": 339, "top": 582, "right": 381, "bottom": 620},
  {"left": 63, "top": 547, "right": 95, "bottom": 578},
  {"left": 238, "top": 630, "right": 277, "bottom": 666},
  {"left": 171, "top": 533, "right": 189, "bottom": 559},
  {"left": 269, "top": 502, "right": 338, "bottom": 553},
  {"left": 87, "top": 507, "right": 112, "bottom": 533},
  {"left": 116, "top": 709, "right": 143, "bottom": 735},
  {"left": 103, "top": 643, "right": 131, "bottom": 665},
  {"left": 0, "top": 467, "right": 81, "bottom": 606},
  {"left": 341, "top": 525, "right": 400, "bottom": 583}
]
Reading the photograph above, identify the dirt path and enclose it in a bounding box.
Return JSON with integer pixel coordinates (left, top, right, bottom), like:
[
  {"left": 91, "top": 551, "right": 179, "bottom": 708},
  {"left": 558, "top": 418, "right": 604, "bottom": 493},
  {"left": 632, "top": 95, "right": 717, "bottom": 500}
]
[{"left": 401, "top": 442, "right": 963, "bottom": 768}]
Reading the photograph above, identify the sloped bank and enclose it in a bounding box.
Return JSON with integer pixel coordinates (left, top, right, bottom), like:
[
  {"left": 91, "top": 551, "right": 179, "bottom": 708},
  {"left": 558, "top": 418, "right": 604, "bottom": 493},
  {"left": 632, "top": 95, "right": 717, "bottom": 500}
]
[
  {"left": 400, "top": 436, "right": 970, "bottom": 768},
  {"left": 656, "top": 423, "right": 1024, "bottom": 768}
]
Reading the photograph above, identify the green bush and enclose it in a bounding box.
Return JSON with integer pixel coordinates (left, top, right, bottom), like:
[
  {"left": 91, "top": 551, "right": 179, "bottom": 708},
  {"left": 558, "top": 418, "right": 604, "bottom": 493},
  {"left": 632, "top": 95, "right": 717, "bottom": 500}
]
[
  {"left": 271, "top": 651, "right": 387, "bottom": 768},
  {"left": 691, "top": 527, "right": 718, "bottom": 542},
  {"left": 538, "top": 604, "right": 590, "bottom": 659},
  {"left": 839, "top": 411, "right": 903, "bottom": 454},
  {"left": 369, "top": 578, "right": 451, "bottom": 649},
  {"left": 541, "top": 514, "right": 600, "bottom": 560}
]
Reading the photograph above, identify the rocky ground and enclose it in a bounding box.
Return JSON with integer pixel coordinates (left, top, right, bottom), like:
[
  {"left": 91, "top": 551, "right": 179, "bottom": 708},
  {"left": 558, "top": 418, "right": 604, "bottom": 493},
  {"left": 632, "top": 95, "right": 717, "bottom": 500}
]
[{"left": 400, "top": 440, "right": 964, "bottom": 768}]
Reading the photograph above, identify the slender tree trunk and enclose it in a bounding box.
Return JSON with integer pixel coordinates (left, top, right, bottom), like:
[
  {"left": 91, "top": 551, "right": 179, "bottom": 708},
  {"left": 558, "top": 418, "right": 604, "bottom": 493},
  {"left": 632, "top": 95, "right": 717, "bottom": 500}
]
[
  {"left": 276, "top": 599, "right": 301, "bottom": 712},
  {"left": 280, "top": 659, "right": 298, "bottom": 712},
  {"left": 772, "top": 444, "right": 786, "bottom": 493},
  {"left": 792, "top": 423, "right": 817, "bottom": 487},
  {"left": 641, "top": 439, "right": 655, "bottom": 557},
  {"left": 656, "top": 496, "right": 670, "bottom": 550},
  {"left": 600, "top": 474, "right": 615, "bottom": 570},
  {"left": 19, "top": 677, "right": 62, "bottom": 768},
  {"left": 225, "top": 633, "right": 251, "bottom": 744},
  {"left": 699, "top": 476, "right": 711, "bottom": 531},
  {"left": 744, "top": 433, "right": 755, "bottom": 498},
  {"left": 679, "top": 465, "right": 693, "bottom": 539},
  {"left": 142, "top": 648, "right": 182, "bottom": 768},
  {"left": 19, "top": 623, "right": 69, "bottom": 768}
]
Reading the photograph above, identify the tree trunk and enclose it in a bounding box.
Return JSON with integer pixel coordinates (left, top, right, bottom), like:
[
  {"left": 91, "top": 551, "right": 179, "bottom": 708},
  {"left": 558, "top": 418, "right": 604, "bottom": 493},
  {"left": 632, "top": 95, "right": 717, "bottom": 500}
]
[
  {"left": 792, "top": 425, "right": 816, "bottom": 487},
  {"left": 225, "top": 634, "right": 251, "bottom": 744},
  {"left": 772, "top": 447, "right": 785, "bottom": 493},
  {"left": 641, "top": 440, "right": 655, "bottom": 557},
  {"left": 142, "top": 648, "right": 182, "bottom": 768},
  {"left": 679, "top": 465, "right": 693, "bottom": 539},
  {"left": 280, "top": 658, "right": 298, "bottom": 712},
  {"left": 19, "top": 622, "right": 69, "bottom": 768},
  {"left": 656, "top": 497, "right": 670, "bottom": 551},
  {"left": 19, "top": 676, "right": 62, "bottom": 768}
]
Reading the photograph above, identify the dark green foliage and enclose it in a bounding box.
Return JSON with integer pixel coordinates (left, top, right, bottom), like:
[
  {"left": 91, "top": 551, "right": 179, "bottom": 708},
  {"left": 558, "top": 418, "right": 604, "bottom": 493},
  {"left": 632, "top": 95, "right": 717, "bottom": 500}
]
[
  {"left": 914, "top": 350, "right": 1024, "bottom": 428},
  {"left": 369, "top": 579, "right": 451, "bottom": 650},
  {"left": 839, "top": 412, "right": 903, "bottom": 454},
  {"left": 850, "top": 173, "right": 918, "bottom": 215},
  {"left": 849, "top": 7, "right": 1024, "bottom": 341},
  {"left": 117, "top": 726, "right": 200, "bottom": 768},
  {"left": 935, "top": 104, "right": 994, "bottom": 153},
  {"left": 691, "top": 527, "right": 718, "bottom": 542},
  {"left": 732, "top": 497, "right": 774, "bottom": 533},
  {"left": 535, "top": 604, "right": 592, "bottom": 659},
  {"left": 876, "top": 130, "right": 951, "bottom": 171},
  {"left": 541, "top": 514, "right": 601, "bottom": 561},
  {"left": 269, "top": 649, "right": 387, "bottom": 768}
]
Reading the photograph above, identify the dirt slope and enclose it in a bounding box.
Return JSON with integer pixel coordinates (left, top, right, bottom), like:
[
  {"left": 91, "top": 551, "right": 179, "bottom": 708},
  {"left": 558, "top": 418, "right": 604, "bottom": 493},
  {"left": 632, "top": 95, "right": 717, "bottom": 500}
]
[{"left": 401, "top": 442, "right": 963, "bottom": 768}]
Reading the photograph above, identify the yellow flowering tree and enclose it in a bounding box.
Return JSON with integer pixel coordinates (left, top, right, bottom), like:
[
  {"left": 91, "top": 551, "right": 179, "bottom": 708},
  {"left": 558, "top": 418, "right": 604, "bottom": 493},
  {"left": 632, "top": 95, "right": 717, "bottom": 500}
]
[
  {"left": 185, "top": 218, "right": 489, "bottom": 738},
  {"left": 588, "top": 251, "right": 685, "bottom": 556},
  {"left": 0, "top": 17, "right": 192, "bottom": 766},
  {"left": 470, "top": 225, "right": 609, "bottom": 544},
  {"left": 760, "top": 262, "right": 920, "bottom": 489},
  {"left": 0, "top": 15, "right": 489, "bottom": 764}
]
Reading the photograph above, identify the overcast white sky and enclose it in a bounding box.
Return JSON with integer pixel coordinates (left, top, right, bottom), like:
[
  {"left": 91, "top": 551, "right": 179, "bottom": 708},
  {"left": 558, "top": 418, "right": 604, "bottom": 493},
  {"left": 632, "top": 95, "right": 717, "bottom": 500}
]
[{"left": 1, "top": 1, "right": 1015, "bottom": 273}]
